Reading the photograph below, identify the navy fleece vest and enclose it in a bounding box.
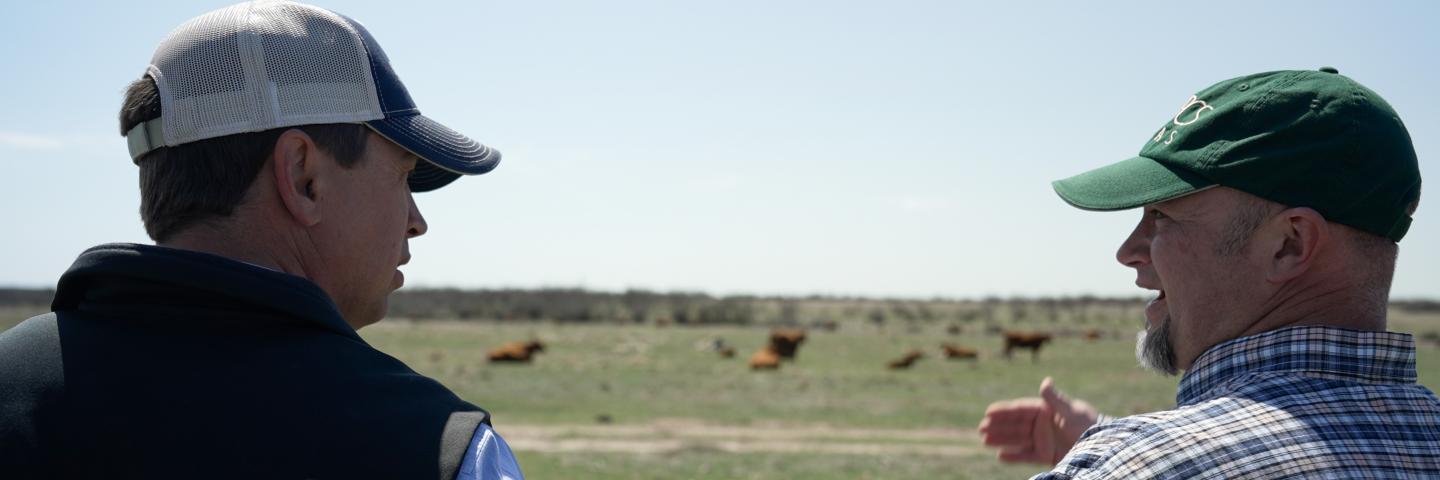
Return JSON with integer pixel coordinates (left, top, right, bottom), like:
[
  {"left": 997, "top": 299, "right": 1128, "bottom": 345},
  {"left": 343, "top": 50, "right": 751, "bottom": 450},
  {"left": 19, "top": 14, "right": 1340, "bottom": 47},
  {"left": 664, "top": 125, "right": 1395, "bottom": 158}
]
[{"left": 0, "top": 243, "right": 488, "bottom": 479}]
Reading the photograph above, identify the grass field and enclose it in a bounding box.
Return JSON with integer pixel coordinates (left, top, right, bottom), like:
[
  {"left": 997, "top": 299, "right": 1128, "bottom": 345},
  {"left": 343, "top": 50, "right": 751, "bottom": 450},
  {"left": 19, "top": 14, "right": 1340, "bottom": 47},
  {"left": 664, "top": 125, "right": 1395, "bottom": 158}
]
[
  {"left": 357, "top": 314, "right": 1440, "bottom": 479},
  {"left": 4, "top": 305, "right": 1438, "bottom": 479}
]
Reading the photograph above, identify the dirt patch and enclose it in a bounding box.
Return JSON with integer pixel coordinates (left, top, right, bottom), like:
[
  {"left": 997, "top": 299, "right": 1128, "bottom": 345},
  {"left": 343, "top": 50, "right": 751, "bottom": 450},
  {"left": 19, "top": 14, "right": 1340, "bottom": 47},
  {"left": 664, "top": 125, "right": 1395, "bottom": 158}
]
[{"left": 499, "top": 418, "right": 985, "bottom": 456}]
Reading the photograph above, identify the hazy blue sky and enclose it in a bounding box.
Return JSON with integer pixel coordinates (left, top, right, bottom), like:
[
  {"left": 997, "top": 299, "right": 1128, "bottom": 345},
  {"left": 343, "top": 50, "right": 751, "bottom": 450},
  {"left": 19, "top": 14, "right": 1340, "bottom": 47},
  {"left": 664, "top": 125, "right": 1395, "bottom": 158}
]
[{"left": 1, "top": 1, "right": 1437, "bottom": 299}]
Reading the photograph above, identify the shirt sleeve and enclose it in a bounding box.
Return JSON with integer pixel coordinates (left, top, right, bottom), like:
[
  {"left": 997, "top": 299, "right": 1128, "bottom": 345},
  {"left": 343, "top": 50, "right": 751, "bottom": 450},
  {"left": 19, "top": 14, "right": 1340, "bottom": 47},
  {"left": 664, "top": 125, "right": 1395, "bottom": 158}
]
[
  {"left": 454, "top": 424, "right": 525, "bottom": 480},
  {"left": 1028, "top": 419, "right": 1142, "bottom": 480}
]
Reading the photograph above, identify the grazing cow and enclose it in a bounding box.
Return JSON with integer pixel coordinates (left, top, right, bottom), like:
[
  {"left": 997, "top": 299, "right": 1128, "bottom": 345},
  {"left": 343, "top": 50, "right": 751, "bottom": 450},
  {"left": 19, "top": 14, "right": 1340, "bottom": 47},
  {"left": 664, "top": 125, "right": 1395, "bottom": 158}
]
[
  {"left": 769, "top": 328, "right": 807, "bottom": 360},
  {"left": 749, "top": 346, "right": 781, "bottom": 370},
  {"left": 1083, "top": 329, "right": 1103, "bottom": 342},
  {"left": 887, "top": 350, "right": 925, "bottom": 370},
  {"left": 940, "top": 343, "right": 978, "bottom": 360},
  {"left": 487, "top": 340, "right": 546, "bottom": 363},
  {"left": 1002, "top": 331, "right": 1052, "bottom": 361}
]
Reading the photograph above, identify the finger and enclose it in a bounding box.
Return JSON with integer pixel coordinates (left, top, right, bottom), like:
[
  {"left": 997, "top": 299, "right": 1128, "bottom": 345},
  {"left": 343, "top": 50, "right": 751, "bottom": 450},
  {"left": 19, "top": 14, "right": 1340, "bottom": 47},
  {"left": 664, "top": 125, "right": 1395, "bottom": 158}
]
[
  {"left": 982, "top": 428, "right": 1038, "bottom": 447},
  {"left": 982, "top": 410, "right": 1044, "bottom": 434},
  {"left": 1040, "top": 377, "right": 1074, "bottom": 417},
  {"left": 981, "top": 422, "right": 1036, "bottom": 438},
  {"left": 1034, "top": 392, "right": 1059, "bottom": 463},
  {"left": 980, "top": 407, "right": 1041, "bottom": 436},
  {"left": 982, "top": 415, "right": 1038, "bottom": 446},
  {"left": 983, "top": 425, "right": 1036, "bottom": 442},
  {"left": 980, "top": 413, "right": 1037, "bottom": 431},
  {"left": 981, "top": 405, "right": 1038, "bottom": 423},
  {"left": 976, "top": 415, "right": 1001, "bottom": 437},
  {"left": 984, "top": 400, "right": 1045, "bottom": 419}
]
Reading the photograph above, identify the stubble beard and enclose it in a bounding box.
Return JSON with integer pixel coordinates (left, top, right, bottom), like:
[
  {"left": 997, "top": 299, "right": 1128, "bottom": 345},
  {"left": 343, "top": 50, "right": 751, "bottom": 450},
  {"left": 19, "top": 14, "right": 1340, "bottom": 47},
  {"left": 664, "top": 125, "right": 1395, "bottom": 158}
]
[{"left": 1136, "top": 314, "right": 1179, "bottom": 376}]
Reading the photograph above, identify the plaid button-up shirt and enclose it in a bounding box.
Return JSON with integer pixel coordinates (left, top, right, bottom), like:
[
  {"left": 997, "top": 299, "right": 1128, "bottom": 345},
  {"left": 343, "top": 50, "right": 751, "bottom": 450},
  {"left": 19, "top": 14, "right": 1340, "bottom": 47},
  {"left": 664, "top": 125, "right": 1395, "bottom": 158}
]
[{"left": 1035, "top": 326, "right": 1440, "bottom": 479}]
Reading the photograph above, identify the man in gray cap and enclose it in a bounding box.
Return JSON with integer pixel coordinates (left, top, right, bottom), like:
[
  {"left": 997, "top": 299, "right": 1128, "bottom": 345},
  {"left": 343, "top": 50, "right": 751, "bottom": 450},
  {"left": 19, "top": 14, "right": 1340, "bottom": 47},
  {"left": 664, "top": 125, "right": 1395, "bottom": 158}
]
[
  {"left": 0, "top": 2, "right": 522, "bottom": 478},
  {"left": 979, "top": 68, "right": 1439, "bottom": 478}
]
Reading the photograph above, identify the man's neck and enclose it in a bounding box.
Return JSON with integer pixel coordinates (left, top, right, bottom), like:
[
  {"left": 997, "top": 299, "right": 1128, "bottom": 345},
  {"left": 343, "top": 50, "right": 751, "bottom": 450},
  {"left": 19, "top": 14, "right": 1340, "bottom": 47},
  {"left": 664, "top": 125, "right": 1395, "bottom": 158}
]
[
  {"left": 159, "top": 222, "right": 310, "bottom": 280},
  {"left": 1242, "top": 279, "right": 1387, "bottom": 337}
]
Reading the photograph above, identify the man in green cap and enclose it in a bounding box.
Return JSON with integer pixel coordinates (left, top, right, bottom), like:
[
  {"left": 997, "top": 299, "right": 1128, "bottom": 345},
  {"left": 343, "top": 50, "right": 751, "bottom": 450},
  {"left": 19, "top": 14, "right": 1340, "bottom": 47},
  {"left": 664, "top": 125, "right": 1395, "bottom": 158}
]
[{"left": 978, "top": 68, "right": 1438, "bottom": 478}]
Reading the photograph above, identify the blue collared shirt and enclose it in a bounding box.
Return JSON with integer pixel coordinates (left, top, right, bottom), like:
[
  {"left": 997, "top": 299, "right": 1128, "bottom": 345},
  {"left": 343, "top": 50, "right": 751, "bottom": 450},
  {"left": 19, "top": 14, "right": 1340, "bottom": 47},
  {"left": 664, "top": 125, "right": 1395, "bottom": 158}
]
[
  {"left": 1036, "top": 325, "right": 1440, "bottom": 479},
  {"left": 455, "top": 424, "right": 525, "bottom": 480}
]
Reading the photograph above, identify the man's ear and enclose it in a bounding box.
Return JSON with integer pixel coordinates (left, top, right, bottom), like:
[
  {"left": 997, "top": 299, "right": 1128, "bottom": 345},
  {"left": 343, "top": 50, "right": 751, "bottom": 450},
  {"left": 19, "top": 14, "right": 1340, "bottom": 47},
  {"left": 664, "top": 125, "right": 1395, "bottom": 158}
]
[
  {"left": 1267, "top": 207, "right": 1330, "bottom": 284},
  {"left": 271, "top": 129, "right": 323, "bottom": 227}
]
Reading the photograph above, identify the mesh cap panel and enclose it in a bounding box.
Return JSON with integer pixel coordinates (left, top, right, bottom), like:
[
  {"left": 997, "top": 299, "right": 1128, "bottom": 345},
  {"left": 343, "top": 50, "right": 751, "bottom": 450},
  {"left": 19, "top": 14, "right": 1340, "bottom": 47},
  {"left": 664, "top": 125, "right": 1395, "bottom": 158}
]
[
  {"left": 132, "top": 0, "right": 501, "bottom": 188},
  {"left": 149, "top": 0, "right": 382, "bottom": 147}
]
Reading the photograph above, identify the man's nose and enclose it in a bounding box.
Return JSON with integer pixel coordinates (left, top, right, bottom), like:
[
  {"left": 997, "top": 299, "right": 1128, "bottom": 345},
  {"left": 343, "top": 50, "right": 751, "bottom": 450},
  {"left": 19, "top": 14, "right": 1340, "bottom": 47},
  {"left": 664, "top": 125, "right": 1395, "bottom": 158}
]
[
  {"left": 407, "top": 193, "right": 428, "bottom": 238},
  {"left": 1116, "top": 214, "right": 1151, "bottom": 268}
]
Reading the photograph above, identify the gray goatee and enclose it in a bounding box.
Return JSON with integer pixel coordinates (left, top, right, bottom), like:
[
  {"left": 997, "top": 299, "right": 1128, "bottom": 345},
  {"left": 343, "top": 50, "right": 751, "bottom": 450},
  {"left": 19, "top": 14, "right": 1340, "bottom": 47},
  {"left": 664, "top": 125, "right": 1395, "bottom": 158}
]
[{"left": 1136, "top": 315, "right": 1179, "bottom": 376}]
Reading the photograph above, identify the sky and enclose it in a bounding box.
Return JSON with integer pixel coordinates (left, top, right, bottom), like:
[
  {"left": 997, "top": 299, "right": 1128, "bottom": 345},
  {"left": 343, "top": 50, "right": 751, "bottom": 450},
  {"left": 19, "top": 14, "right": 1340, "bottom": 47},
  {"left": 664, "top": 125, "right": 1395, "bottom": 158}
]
[{"left": 1, "top": 0, "right": 1437, "bottom": 299}]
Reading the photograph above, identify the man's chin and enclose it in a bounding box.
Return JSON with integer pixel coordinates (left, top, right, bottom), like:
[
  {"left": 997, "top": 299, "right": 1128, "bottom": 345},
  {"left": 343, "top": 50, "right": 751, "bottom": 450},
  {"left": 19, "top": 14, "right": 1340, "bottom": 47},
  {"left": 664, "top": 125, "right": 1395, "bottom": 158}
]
[
  {"left": 342, "top": 297, "right": 389, "bottom": 331},
  {"left": 1136, "top": 315, "right": 1180, "bottom": 376}
]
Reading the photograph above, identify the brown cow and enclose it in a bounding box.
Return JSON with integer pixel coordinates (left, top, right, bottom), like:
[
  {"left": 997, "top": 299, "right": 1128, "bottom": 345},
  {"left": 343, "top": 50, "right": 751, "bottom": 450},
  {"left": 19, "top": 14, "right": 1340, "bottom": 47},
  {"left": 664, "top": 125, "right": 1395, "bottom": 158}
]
[
  {"left": 769, "top": 328, "right": 807, "bottom": 360},
  {"left": 487, "top": 340, "right": 546, "bottom": 363},
  {"left": 1003, "top": 331, "right": 1052, "bottom": 361},
  {"left": 940, "top": 343, "right": 978, "bottom": 360},
  {"left": 749, "top": 346, "right": 781, "bottom": 370},
  {"left": 887, "top": 350, "right": 925, "bottom": 369},
  {"left": 1083, "top": 329, "right": 1103, "bottom": 342}
]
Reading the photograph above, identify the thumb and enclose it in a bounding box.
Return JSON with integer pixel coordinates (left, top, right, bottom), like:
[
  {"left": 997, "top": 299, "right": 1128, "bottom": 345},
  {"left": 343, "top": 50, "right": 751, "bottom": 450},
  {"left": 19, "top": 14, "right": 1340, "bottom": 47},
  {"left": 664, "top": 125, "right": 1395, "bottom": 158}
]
[{"left": 1040, "top": 377, "right": 1074, "bottom": 416}]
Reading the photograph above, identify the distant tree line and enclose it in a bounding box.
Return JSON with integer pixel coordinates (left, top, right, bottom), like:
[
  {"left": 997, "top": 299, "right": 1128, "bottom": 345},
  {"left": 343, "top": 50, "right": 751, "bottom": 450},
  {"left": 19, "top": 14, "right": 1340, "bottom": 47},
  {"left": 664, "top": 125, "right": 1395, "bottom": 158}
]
[
  {"left": 385, "top": 288, "right": 760, "bottom": 325},
  {"left": 1395, "top": 299, "right": 1440, "bottom": 313},
  {"left": 2, "top": 288, "right": 1436, "bottom": 326},
  {"left": 385, "top": 290, "right": 1155, "bottom": 326},
  {"left": 0, "top": 289, "right": 54, "bottom": 307}
]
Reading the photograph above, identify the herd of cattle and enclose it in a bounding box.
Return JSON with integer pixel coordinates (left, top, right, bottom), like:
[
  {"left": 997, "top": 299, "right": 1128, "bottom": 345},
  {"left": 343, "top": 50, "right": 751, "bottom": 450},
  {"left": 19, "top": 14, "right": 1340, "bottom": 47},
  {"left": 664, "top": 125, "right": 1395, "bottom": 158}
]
[
  {"left": 743, "top": 329, "right": 1058, "bottom": 371},
  {"left": 483, "top": 327, "right": 1099, "bottom": 370}
]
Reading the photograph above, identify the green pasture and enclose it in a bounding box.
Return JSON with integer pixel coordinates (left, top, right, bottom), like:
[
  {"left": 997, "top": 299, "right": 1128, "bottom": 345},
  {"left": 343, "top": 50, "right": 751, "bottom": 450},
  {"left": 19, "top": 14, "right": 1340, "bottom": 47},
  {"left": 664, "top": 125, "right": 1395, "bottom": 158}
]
[
  {"left": 516, "top": 449, "right": 1023, "bottom": 480},
  {"left": 365, "top": 320, "right": 1182, "bottom": 429},
  {"left": 357, "top": 316, "right": 1440, "bottom": 479},
  {"left": 365, "top": 319, "right": 1174, "bottom": 479},
  {"left": 4, "top": 305, "right": 1438, "bottom": 479}
]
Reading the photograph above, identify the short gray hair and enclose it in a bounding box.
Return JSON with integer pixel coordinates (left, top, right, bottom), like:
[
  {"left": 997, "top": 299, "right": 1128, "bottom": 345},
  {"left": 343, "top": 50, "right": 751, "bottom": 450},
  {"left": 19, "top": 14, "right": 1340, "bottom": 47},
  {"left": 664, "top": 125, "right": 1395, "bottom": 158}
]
[{"left": 1215, "top": 195, "right": 1280, "bottom": 256}]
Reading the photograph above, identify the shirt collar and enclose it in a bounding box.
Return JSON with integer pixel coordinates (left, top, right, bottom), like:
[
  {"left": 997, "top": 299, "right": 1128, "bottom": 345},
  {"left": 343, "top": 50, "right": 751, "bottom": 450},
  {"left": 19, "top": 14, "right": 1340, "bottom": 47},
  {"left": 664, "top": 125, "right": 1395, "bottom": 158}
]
[
  {"left": 1176, "top": 325, "right": 1417, "bottom": 406},
  {"left": 53, "top": 243, "right": 360, "bottom": 341}
]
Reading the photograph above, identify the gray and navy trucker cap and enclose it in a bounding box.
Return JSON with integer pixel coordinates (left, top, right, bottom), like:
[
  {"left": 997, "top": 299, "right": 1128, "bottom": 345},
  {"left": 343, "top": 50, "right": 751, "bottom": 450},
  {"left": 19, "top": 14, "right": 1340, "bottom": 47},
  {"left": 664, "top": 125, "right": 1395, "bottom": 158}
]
[{"left": 123, "top": 0, "right": 499, "bottom": 191}]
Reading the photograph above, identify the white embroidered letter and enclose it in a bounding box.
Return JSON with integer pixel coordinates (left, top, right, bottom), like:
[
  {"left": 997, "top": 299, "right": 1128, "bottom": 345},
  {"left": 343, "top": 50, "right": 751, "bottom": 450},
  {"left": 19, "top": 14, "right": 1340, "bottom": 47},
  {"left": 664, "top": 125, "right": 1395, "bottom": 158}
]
[{"left": 1172, "top": 95, "right": 1214, "bottom": 126}]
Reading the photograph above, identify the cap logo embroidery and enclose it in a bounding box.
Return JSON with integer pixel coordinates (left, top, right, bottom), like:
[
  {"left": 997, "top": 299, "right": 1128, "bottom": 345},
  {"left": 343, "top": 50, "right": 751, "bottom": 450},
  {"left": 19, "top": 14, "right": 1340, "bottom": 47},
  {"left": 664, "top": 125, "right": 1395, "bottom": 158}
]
[{"left": 1153, "top": 95, "right": 1215, "bottom": 145}]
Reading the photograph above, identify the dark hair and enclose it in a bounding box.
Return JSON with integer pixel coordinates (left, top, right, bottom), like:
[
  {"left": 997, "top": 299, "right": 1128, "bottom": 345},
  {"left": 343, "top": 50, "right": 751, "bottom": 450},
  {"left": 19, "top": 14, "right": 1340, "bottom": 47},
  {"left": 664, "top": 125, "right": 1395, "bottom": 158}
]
[{"left": 119, "top": 77, "right": 370, "bottom": 242}]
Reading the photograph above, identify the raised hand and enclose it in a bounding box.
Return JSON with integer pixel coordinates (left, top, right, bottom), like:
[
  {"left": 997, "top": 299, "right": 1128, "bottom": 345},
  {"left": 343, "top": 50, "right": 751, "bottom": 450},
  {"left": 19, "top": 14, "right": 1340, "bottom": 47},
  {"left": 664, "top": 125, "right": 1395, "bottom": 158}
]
[{"left": 977, "top": 377, "right": 1100, "bottom": 466}]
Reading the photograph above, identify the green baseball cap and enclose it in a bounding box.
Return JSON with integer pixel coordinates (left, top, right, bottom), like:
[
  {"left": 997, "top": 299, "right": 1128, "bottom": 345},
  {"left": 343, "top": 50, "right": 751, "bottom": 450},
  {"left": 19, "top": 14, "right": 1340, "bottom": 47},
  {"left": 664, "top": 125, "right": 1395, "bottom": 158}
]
[{"left": 1052, "top": 68, "right": 1421, "bottom": 242}]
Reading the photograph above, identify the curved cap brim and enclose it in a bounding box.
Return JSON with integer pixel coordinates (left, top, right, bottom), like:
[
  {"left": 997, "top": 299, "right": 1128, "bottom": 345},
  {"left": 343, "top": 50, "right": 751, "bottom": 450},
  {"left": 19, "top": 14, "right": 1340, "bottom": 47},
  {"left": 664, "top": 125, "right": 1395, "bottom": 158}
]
[
  {"left": 1052, "top": 156, "right": 1215, "bottom": 211},
  {"left": 367, "top": 114, "right": 501, "bottom": 192}
]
